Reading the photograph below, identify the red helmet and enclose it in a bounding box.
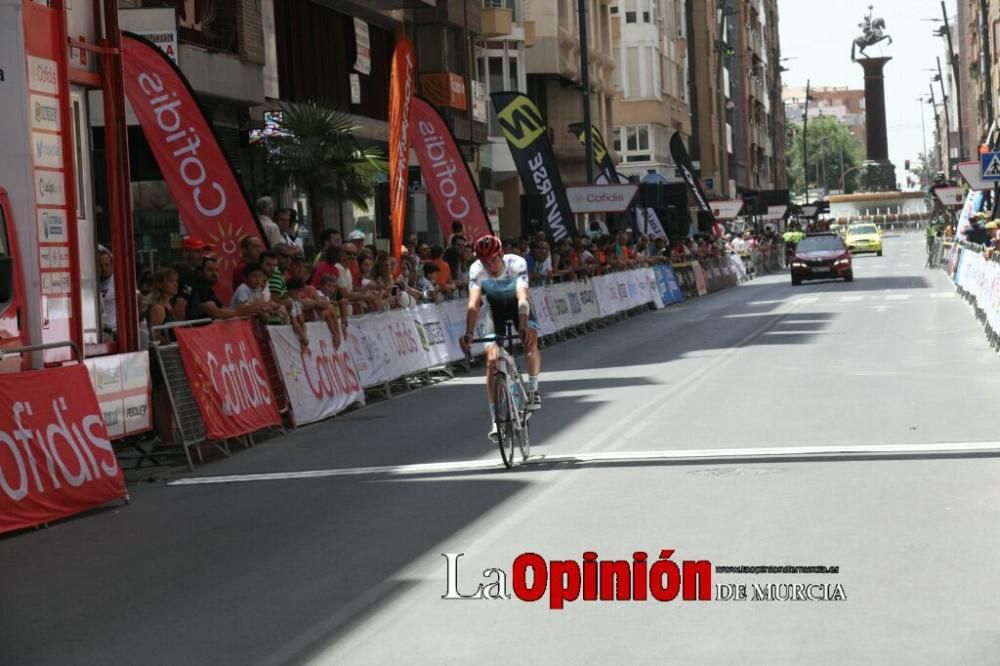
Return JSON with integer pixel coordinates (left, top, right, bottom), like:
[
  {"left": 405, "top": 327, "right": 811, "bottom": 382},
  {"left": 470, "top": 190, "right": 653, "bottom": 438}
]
[{"left": 474, "top": 235, "right": 503, "bottom": 262}]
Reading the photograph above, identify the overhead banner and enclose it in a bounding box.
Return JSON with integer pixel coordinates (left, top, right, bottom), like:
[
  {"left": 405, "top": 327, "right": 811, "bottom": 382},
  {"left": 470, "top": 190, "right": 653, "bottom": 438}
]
[
  {"left": 491, "top": 92, "right": 578, "bottom": 242},
  {"left": 121, "top": 33, "right": 265, "bottom": 304},
  {"left": 0, "top": 365, "right": 127, "bottom": 534},
  {"left": 389, "top": 37, "right": 416, "bottom": 261},
  {"left": 269, "top": 323, "right": 365, "bottom": 426},
  {"left": 175, "top": 321, "right": 282, "bottom": 439},
  {"left": 409, "top": 97, "right": 491, "bottom": 242},
  {"left": 669, "top": 131, "right": 714, "bottom": 218}
]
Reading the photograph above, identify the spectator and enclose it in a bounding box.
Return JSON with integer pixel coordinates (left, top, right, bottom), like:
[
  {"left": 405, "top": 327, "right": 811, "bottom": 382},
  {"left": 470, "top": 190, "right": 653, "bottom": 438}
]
[
  {"left": 311, "top": 244, "right": 346, "bottom": 290},
  {"left": 228, "top": 262, "right": 273, "bottom": 317},
  {"left": 312, "top": 228, "right": 342, "bottom": 266},
  {"left": 256, "top": 196, "right": 283, "bottom": 247},
  {"left": 273, "top": 242, "right": 297, "bottom": 278},
  {"left": 146, "top": 268, "right": 179, "bottom": 446},
  {"left": 232, "top": 234, "right": 266, "bottom": 289},
  {"left": 260, "top": 250, "right": 290, "bottom": 321},
  {"left": 97, "top": 245, "right": 117, "bottom": 340},
  {"left": 447, "top": 220, "right": 465, "bottom": 246},
  {"left": 285, "top": 278, "right": 310, "bottom": 349},
  {"left": 275, "top": 207, "right": 303, "bottom": 251},
  {"left": 317, "top": 273, "right": 351, "bottom": 333},
  {"left": 194, "top": 257, "right": 254, "bottom": 320},
  {"left": 416, "top": 262, "right": 441, "bottom": 301},
  {"left": 964, "top": 214, "right": 990, "bottom": 245},
  {"left": 172, "top": 236, "right": 213, "bottom": 321},
  {"left": 527, "top": 241, "right": 553, "bottom": 282}
]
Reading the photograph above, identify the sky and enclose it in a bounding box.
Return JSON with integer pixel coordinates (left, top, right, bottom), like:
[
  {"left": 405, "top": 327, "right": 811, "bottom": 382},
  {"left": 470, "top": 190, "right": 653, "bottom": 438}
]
[{"left": 777, "top": 0, "right": 957, "bottom": 190}]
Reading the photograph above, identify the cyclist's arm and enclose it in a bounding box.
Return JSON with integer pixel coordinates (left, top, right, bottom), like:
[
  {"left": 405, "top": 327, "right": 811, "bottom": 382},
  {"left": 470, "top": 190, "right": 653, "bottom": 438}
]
[
  {"left": 515, "top": 281, "right": 530, "bottom": 333},
  {"left": 465, "top": 284, "right": 482, "bottom": 338}
]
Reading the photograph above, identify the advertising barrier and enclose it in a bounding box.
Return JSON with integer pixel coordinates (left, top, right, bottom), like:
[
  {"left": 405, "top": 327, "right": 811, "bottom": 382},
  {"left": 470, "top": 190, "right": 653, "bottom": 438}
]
[
  {"left": 269, "top": 323, "right": 365, "bottom": 426},
  {"left": 653, "top": 265, "right": 685, "bottom": 305},
  {"left": 0, "top": 365, "right": 127, "bottom": 534},
  {"left": 175, "top": 320, "right": 282, "bottom": 439}
]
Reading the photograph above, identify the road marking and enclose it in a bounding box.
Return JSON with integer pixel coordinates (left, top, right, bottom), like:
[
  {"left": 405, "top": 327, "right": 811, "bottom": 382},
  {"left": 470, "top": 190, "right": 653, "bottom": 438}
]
[
  {"left": 166, "top": 441, "right": 1000, "bottom": 486},
  {"left": 839, "top": 295, "right": 864, "bottom": 302},
  {"left": 885, "top": 294, "right": 909, "bottom": 300},
  {"left": 792, "top": 297, "right": 819, "bottom": 304},
  {"left": 747, "top": 299, "right": 785, "bottom": 305},
  {"left": 931, "top": 292, "right": 956, "bottom": 299}
]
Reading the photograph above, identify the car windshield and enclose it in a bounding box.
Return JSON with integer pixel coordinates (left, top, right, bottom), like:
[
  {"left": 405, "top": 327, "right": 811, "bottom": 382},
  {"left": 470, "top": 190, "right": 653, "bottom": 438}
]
[
  {"left": 849, "top": 225, "right": 878, "bottom": 235},
  {"left": 796, "top": 235, "right": 845, "bottom": 252}
]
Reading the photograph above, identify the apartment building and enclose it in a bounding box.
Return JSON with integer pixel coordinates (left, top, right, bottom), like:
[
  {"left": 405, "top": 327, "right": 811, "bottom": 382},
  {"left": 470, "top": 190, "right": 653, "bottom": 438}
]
[
  {"left": 784, "top": 86, "right": 867, "bottom": 144},
  {"left": 608, "top": 0, "right": 692, "bottom": 182}
]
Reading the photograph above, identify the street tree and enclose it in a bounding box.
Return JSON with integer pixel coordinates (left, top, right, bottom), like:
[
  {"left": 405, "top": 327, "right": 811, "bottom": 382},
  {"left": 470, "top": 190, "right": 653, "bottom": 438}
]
[
  {"left": 785, "top": 116, "right": 865, "bottom": 198},
  {"left": 261, "top": 102, "right": 387, "bottom": 240}
]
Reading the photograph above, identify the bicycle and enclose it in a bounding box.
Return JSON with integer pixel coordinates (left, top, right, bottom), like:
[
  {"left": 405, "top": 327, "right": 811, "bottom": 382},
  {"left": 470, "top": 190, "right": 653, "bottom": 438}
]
[{"left": 467, "top": 320, "right": 531, "bottom": 468}]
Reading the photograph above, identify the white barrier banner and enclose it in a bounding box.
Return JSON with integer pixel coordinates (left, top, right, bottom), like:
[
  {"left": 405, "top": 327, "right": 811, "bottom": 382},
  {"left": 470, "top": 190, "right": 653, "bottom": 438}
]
[
  {"left": 642, "top": 268, "right": 665, "bottom": 309},
  {"left": 270, "top": 323, "right": 365, "bottom": 425},
  {"left": 592, "top": 275, "right": 617, "bottom": 317},
  {"left": 529, "top": 287, "right": 558, "bottom": 336},
  {"left": 351, "top": 310, "right": 430, "bottom": 384},
  {"left": 578, "top": 280, "right": 601, "bottom": 321},
  {"left": 563, "top": 282, "right": 587, "bottom": 328}
]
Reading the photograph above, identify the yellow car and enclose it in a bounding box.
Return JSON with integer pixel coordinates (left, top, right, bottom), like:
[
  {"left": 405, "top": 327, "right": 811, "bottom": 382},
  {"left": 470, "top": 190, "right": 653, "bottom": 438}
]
[{"left": 845, "top": 223, "right": 883, "bottom": 256}]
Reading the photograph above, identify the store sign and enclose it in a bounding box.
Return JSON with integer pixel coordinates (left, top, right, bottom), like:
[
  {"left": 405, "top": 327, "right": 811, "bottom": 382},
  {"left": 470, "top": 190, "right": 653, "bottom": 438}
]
[
  {"left": 421, "top": 72, "right": 467, "bottom": 111},
  {"left": 472, "top": 80, "right": 487, "bottom": 123},
  {"left": 711, "top": 200, "right": 744, "bottom": 220},
  {"left": 134, "top": 29, "right": 178, "bottom": 64},
  {"left": 566, "top": 185, "right": 638, "bottom": 213},
  {"left": 354, "top": 18, "right": 371, "bottom": 75}
]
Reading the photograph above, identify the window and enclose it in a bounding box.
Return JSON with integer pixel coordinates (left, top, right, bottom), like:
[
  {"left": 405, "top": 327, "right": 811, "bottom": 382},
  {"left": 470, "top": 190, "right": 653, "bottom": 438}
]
[
  {"left": 617, "top": 125, "right": 651, "bottom": 163},
  {"left": 625, "top": 0, "right": 637, "bottom": 23},
  {"left": 626, "top": 47, "right": 640, "bottom": 96}
]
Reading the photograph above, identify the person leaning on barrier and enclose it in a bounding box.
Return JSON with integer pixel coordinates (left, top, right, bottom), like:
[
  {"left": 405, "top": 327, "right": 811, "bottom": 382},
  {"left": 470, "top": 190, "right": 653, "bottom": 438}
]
[
  {"left": 146, "top": 268, "right": 180, "bottom": 446},
  {"left": 172, "top": 237, "right": 213, "bottom": 321},
  {"left": 195, "top": 256, "right": 258, "bottom": 321},
  {"left": 285, "top": 278, "right": 310, "bottom": 349}
]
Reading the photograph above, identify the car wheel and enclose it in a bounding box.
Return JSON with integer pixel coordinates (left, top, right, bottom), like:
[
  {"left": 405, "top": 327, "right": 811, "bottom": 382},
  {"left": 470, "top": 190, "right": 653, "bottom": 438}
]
[
  {"left": 876, "top": 249, "right": 882, "bottom": 257},
  {"left": 791, "top": 276, "right": 802, "bottom": 286},
  {"left": 844, "top": 272, "right": 854, "bottom": 282}
]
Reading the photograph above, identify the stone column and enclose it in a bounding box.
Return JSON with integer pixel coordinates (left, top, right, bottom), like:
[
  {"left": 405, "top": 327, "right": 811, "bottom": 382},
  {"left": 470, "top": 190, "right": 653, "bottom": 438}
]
[{"left": 856, "top": 57, "right": 897, "bottom": 191}]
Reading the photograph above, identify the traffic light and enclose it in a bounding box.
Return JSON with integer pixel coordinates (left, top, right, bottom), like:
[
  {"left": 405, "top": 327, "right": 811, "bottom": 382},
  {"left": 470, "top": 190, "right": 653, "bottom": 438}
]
[{"left": 905, "top": 159, "right": 911, "bottom": 170}]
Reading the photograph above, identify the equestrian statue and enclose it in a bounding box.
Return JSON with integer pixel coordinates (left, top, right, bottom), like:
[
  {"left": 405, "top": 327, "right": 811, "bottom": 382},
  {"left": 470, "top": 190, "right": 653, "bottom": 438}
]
[{"left": 852, "top": 5, "right": 892, "bottom": 60}]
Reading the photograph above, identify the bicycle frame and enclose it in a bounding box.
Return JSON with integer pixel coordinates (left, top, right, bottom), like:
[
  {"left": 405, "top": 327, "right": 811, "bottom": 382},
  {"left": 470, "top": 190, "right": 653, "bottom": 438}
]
[{"left": 470, "top": 319, "right": 531, "bottom": 467}]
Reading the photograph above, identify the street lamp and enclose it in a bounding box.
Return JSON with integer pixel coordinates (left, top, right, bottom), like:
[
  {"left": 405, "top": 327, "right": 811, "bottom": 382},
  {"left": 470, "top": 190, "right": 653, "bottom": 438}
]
[{"left": 916, "top": 96, "right": 929, "bottom": 188}]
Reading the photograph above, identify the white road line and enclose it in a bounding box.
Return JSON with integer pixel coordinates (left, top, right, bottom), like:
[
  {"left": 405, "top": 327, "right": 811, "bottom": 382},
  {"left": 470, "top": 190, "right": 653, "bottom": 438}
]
[
  {"left": 839, "top": 296, "right": 864, "bottom": 302},
  {"left": 931, "top": 292, "right": 956, "bottom": 298},
  {"left": 885, "top": 294, "right": 909, "bottom": 300},
  {"left": 792, "top": 297, "right": 819, "bottom": 304},
  {"left": 166, "top": 441, "right": 1000, "bottom": 486},
  {"left": 746, "top": 299, "right": 785, "bottom": 305}
]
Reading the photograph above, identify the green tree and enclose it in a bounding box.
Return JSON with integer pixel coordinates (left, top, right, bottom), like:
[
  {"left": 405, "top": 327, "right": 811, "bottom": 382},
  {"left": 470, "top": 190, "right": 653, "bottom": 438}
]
[
  {"left": 909, "top": 150, "right": 937, "bottom": 189},
  {"left": 262, "top": 102, "right": 387, "bottom": 240},
  {"left": 785, "top": 116, "right": 865, "bottom": 198}
]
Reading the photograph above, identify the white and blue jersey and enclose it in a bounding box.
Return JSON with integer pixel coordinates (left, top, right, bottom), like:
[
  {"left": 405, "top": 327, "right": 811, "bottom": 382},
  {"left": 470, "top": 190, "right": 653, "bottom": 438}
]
[{"left": 469, "top": 254, "right": 539, "bottom": 335}]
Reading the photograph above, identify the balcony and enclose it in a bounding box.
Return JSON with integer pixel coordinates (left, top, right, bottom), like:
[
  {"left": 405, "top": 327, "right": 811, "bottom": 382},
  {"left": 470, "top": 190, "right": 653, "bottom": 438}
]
[{"left": 481, "top": 6, "right": 513, "bottom": 37}]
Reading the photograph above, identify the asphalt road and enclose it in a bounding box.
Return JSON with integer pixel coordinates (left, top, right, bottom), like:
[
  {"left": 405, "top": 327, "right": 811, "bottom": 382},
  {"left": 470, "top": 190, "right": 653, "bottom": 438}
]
[{"left": 3, "top": 232, "right": 1000, "bottom": 665}]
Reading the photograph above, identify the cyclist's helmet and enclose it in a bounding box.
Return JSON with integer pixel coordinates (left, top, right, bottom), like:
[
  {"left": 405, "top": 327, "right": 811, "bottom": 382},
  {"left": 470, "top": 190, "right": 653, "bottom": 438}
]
[{"left": 474, "top": 235, "right": 503, "bottom": 262}]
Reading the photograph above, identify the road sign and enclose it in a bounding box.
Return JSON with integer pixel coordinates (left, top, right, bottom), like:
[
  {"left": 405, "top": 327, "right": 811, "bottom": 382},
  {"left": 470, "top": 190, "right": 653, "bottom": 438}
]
[
  {"left": 980, "top": 151, "right": 1000, "bottom": 180},
  {"left": 566, "top": 184, "right": 638, "bottom": 213}
]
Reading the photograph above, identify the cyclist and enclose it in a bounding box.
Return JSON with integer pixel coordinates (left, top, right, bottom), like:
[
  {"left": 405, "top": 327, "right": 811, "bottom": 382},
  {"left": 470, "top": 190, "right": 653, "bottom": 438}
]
[{"left": 459, "top": 235, "right": 542, "bottom": 442}]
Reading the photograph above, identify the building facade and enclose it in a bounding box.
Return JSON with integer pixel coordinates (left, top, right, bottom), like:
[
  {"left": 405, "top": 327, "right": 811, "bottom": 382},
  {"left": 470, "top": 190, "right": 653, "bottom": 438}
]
[
  {"left": 783, "top": 86, "right": 866, "bottom": 144},
  {"left": 609, "top": 0, "right": 692, "bottom": 183}
]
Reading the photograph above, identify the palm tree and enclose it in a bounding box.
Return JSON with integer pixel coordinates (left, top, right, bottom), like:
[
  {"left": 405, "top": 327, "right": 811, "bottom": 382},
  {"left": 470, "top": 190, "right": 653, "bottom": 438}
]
[{"left": 262, "top": 101, "right": 387, "bottom": 241}]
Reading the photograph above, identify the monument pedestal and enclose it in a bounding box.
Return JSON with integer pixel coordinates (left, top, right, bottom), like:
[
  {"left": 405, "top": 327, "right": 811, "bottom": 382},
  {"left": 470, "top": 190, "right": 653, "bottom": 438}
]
[
  {"left": 856, "top": 57, "right": 897, "bottom": 192},
  {"left": 860, "top": 160, "right": 897, "bottom": 192}
]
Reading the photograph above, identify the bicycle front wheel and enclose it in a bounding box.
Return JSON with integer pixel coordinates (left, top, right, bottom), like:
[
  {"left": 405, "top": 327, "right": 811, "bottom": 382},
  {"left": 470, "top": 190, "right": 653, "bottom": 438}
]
[{"left": 492, "top": 372, "right": 516, "bottom": 469}]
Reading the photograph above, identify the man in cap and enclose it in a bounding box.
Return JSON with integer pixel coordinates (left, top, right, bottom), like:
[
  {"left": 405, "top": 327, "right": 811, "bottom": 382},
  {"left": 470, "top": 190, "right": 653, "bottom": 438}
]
[{"left": 173, "top": 236, "right": 214, "bottom": 321}]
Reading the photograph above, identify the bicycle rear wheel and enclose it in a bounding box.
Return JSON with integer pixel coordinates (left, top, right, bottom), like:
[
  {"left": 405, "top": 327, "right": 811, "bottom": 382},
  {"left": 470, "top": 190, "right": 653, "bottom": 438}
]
[{"left": 492, "top": 372, "right": 516, "bottom": 469}]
